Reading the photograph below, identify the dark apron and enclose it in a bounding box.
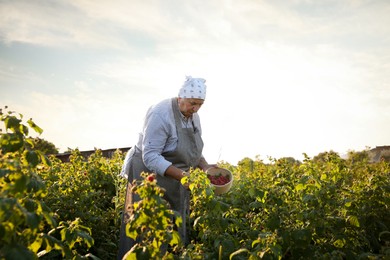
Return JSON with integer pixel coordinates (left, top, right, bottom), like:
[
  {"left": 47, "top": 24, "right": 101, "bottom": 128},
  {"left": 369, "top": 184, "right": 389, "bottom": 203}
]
[{"left": 117, "top": 98, "right": 204, "bottom": 259}]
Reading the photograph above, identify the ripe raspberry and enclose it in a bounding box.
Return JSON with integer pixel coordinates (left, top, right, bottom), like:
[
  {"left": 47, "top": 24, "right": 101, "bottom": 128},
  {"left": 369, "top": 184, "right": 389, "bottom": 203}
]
[{"left": 147, "top": 175, "right": 155, "bottom": 182}]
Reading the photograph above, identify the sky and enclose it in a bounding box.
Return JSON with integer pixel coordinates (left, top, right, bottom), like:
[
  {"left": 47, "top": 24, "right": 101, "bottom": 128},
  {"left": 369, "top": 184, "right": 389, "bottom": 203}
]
[{"left": 1, "top": 0, "right": 389, "bottom": 165}]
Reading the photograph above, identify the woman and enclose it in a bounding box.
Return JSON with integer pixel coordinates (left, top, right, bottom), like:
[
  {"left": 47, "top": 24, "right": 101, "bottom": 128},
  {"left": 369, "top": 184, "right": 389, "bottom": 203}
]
[{"left": 117, "top": 76, "right": 215, "bottom": 259}]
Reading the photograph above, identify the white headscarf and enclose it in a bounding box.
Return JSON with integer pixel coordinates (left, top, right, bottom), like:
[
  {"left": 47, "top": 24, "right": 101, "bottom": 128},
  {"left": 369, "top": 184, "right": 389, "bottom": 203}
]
[{"left": 178, "top": 76, "right": 207, "bottom": 100}]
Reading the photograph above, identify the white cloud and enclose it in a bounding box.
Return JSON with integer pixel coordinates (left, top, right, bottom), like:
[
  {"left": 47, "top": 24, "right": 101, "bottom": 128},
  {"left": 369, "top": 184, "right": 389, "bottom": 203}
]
[
  {"left": 0, "top": 0, "right": 136, "bottom": 49},
  {"left": 1, "top": 0, "right": 389, "bottom": 163},
  {"left": 2, "top": 79, "right": 149, "bottom": 152}
]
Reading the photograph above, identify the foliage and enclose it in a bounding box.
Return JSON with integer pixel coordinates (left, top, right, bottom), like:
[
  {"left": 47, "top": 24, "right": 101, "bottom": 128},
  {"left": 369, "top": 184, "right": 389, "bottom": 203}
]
[
  {"left": 182, "top": 154, "right": 389, "bottom": 259},
  {"left": 0, "top": 107, "right": 96, "bottom": 259},
  {"left": 347, "top": 149, "right": 370, "bottom": 164},
  {"left": 26, "top": 137, "right": 59, "bottom": 155},
  {"left": 312, "top": 150, "right": 341, "bottom": 163},
  {"left": 181, "top": 168, "right": 233, "bottom": 259},
  {"left": 40, "top": 148, "right": 125, "bottom": 259},
  {"left": 123, "top": 173, "right": 182, "bottom": 259},
  {"left": 1, "top": 107, "right": 389, "bottom": 259}
]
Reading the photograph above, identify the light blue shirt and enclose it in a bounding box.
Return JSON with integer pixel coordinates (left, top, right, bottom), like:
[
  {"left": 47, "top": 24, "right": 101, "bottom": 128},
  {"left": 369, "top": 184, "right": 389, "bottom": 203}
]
[{"left": 129, "top": 98, "right": 203, "bottom": 176}]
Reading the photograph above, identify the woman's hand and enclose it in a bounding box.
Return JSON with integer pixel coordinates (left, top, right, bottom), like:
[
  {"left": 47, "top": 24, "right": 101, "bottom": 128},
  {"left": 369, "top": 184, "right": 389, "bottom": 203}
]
[
  {"left": 204, "top": 164, "right": 218, "bottom": 171},
  {"left": 198, "top": 157, "right": 218, "bottom": 172},
  {"left": 164, "top": 165, "right": 190, "bottom": 182}
]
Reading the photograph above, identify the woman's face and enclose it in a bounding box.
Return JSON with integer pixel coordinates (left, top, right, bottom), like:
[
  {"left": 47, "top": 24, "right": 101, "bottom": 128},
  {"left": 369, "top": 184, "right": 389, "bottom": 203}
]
[{"left": 178, "top": 98, "right": 204, "bottom": 118}]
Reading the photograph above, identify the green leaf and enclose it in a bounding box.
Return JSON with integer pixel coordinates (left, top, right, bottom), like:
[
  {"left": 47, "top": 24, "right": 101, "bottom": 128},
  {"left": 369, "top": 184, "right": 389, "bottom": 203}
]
[
  {"left": 252, "top": 239, "right": 260, "bottom": 248},
  {"left": 295, "top": 183, "right": 305, "bottom": 192},
  {"left": 33, "top": 149, "right": 52, "bottom": 167},
  {"left": 266, "top": 215, "right": 280, "bottom": 231},
  {"left": 0, "top": 169, "right": 10, "bottom": 178},
  {"left": 4, "top": 116, "right": 22, "bottom": 132},
  {"left": 24, "top": 150, "right": 39, "bottom": 167},
  {"left": 347, "top": 215, "right": 360, "bottom": 227},
  {"left": 13, "top": 173, "right": 28, "bottom": 193},
  {"left": 27, "top": 118, "right": 43, "bottom": 134},
  {"left": 26, "top": 176, "right": 45, "bottom": 194},
  {"left": 4, "top": 244, "right": 35, "bottom": 260},
  {"left": 292, "top": 229, "right": 312, "bottom": 247},
  {"left": 344, "top": 201, "right": 352, "bottom": 207},
  {"left": 333, "top": 238, "right": 346, "bottom": 248},
  {"left": 248, "top": 187, "right": 256, "bottom": 198},
  {"left": 0, "top": 132, "right": 24, "bottom": 153},
  {"left": 25, "top": 137, "right": 34, "bottom": 147},
  {"left": 169, "top": 230, "right": 181, "bottom": 246},
  {"left": 249, "top": 200, "right": 262, "bottom": 209},
  {"left": 42, "top": 211, "right": 57, "bottom": 228},
  {"left": 128, "top": 246, "right": 151, "bottom": 260},
  {"left": 19, "top": 124, "right": 29, "bottom": 136},
  {"left": 29, "top": 236, "right": 43, "bottom": 253},
  {"left": 229, "top": 248, "right": 249, "bottom": 259},
  {"left": 269, "top": 244, "right": 282, "bottom": 257},
  {"left": 26, "top": 212, "right": 41, "bottom": 230},
  {"left": 24, "top": 199, "right": 37, "bottom": 212},
  {"left": 40, "top": 233, "right": 63, "bottom": 255},
  {"left": 76, "top": 230, "right": 94, "bottom": 248},
  {"left": 379, "top": 231, "right": 390, "bottom": 241},
  {"left": 126, "top": 223, "right": 138, "bottom": 240}
]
